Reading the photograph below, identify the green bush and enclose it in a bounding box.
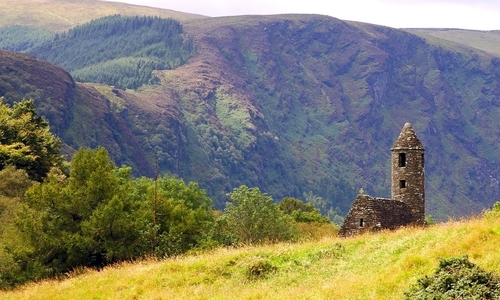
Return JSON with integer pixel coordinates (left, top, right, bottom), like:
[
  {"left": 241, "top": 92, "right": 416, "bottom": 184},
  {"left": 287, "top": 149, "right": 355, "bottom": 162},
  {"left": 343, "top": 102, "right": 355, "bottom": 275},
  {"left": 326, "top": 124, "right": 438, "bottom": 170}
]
[
  {"left": 404, "top": 256, "right": 500, "bottom": 299},
  {"left": 278, "top": 197, "right": 330, "bottom": 224},
  {"left": 215, "top": 185, "right": 297, "bottom": 245}
]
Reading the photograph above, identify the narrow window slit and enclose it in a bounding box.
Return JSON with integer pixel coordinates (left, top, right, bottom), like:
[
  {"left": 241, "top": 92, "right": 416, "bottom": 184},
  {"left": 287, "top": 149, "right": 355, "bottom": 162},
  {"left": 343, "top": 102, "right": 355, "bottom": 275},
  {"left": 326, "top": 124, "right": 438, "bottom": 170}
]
[{"left": 398, "top": 153, "right": 406, "bottom": 167}]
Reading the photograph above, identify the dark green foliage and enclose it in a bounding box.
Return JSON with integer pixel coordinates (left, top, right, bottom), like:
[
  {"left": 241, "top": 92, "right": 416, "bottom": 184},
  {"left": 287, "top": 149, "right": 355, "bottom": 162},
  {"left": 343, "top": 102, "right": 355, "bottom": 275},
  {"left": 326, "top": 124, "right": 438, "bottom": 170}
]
[
  {"left": 145, "top": 174, "right": 215, "bottom": 257},
  {"left": 404, "top": 256, "right": 500, "bottom": 299},
  {"left": 16, "top": 148, "right": 144, "bottom": 276},
  {"left": 0, "top": 99, "right": 63, "bottom": 181},
  {"left": 278, "top": 197, "right": 330, "bottom": 224},
  {"left": 303, "top": 192, "right": 345, "bottom": 226},
  {"left": 29, "top": 15, "right": 195, "bottom": 89},
  {"left": 13, "top": 147, "right": 214, "bottom": 284},
  {"left": 0, "top": 167, "right": 33, "bottom": 289},
  {"left": 215, "top": 185, "right": 297, "bottom": 245},
  {"left": 0, "top": 166, "right": 33, "bottom": 199},
  {"left": 0, "top": 26, "right": 54, "bottom": 52}
]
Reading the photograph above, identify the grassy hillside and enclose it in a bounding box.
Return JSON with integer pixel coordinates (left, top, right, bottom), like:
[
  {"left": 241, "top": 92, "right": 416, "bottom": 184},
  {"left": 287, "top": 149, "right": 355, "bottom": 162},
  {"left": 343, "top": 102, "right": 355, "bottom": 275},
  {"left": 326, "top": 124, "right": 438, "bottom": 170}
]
[
  {"left": 1, "top": 212, "right": 500, "bottom": 299},
  {"left": 405, "top": 28, "right": 500, "bottom": 57},
  {"left": 0, "top": 0, "right": 206, "bottom": 32}
]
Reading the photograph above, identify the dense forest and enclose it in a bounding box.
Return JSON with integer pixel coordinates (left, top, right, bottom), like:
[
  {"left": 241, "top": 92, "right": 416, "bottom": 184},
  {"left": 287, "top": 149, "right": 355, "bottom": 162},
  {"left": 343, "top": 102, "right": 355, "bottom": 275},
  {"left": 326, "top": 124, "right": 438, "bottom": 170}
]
[
  {"left": 0, "top": 15, "right": 195, "bottom": 89},
  {"left": 0, "top": 26, "right": 54, "bottom": 53}
]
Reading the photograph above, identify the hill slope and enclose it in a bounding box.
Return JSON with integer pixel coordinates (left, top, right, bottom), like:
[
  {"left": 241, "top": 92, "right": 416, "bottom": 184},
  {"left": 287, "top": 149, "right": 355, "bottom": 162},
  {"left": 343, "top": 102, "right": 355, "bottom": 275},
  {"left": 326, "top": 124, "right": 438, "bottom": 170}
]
[
  {"left": 405, "top": 28, "right": 500, "bottom": 57},
  {"left": 150, "top": 15, "right": 500, "bottom": 218},
  {"left": 0, "top": 0, "right": 206, "bottom": 32},
  {"left": 1, "top": 213, "right": 500, "bottom": 299},
  {"left": 2, "top": 2, "right": 500, "bottom": 219},
  {"left": 0, "top": 50, "right": 154, "bottom": 175}
]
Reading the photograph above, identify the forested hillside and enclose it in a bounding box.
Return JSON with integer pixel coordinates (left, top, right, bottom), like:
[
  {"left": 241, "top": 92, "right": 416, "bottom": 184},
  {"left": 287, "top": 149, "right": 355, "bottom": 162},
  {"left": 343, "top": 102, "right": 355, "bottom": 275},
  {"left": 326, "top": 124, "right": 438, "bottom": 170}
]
[
  {"left": 26, "top": 15, "right": 195, "bottom": 89},
  {"left": 0, "top": 26, "right": 54, "bottom": 53},
  {"left": 0, "top": 0, "right": 206, "bottom": 31},
  {"left": 1, "top": 1, "right": 500, "bottom": 220}
]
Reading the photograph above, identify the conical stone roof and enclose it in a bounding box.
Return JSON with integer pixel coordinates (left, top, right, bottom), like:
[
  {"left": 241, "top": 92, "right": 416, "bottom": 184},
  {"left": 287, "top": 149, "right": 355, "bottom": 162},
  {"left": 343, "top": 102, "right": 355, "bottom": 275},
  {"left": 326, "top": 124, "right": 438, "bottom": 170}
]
[{"left": 391, "top": 122, "right": 424, "bottom": 150}]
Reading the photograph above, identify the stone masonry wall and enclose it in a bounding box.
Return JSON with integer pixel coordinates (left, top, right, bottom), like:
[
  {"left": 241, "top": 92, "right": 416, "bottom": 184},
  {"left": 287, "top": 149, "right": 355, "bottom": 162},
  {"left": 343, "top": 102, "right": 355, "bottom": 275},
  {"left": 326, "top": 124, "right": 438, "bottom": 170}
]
[{"left": 338, "top": 194, "right": 415, "bottom": 236}]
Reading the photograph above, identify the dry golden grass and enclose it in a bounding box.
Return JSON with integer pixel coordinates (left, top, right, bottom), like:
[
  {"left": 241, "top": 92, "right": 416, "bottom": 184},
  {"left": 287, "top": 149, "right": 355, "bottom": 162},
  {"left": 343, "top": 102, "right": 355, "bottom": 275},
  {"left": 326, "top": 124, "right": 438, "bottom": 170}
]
[{"left": 2, "top": 212, "right": 500, "bottom": 299}]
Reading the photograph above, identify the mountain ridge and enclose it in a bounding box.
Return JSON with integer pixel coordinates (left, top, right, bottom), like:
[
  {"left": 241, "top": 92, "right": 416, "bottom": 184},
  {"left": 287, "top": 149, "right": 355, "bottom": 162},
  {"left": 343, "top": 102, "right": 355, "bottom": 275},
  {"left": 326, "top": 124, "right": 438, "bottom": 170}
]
[
  {"left": 0, "top": 0, "right": 207, "bottom": 31},
  {"left": 1, "top": 2, "right": 500, "bottom": 220}
]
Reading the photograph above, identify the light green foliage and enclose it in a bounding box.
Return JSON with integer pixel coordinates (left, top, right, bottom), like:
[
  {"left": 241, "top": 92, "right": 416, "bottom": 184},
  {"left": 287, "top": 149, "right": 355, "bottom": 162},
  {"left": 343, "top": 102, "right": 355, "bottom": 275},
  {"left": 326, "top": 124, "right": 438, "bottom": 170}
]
[
  {"left": 0, "top": 99, "right": 63, "bottom": 182},
  {"left": 484, "top": 202, "right": 500, "bottom": 219},
  {"left": 278, "top": 197, "right": 330, "bottom": 224},
  {"left": 493, "top": 202, "right": 500, "bottom": 212},
  {"left": 214, "top": 89, "right": 256, "bottom": 148},
  {"left": 216, "top": 185, "right": 297, "bottom": 245},
  {"left": 425, "top": 215, "right": 435, "bottom": 226},
  {"left": 404, "top": 256, "right": 500, "bottom": 299}
]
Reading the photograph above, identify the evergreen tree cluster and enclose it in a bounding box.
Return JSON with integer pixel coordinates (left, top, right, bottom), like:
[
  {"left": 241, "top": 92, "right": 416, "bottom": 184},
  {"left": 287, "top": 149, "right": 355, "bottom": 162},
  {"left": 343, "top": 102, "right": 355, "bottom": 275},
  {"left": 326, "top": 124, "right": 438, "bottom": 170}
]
[
  {"left": 0, "top": 26, "right": 55, "bottom": 53},
  {"left": 27, "top": 15, "right": 195, "bottom": 89}
]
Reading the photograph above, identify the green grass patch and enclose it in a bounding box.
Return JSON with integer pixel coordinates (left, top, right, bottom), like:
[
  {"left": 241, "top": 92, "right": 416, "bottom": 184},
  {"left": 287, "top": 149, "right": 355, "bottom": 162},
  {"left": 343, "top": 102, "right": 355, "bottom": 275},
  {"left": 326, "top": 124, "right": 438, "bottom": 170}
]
[{"left": 3, "top": 213, "right": 500, "bottom": 299}]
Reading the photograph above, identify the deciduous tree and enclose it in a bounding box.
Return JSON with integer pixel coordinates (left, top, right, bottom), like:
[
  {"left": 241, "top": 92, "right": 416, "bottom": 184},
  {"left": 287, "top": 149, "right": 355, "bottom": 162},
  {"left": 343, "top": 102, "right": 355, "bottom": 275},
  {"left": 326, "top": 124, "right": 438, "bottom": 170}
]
[{"left": 217, "top": 185, "right": 297, "bottom": 245}]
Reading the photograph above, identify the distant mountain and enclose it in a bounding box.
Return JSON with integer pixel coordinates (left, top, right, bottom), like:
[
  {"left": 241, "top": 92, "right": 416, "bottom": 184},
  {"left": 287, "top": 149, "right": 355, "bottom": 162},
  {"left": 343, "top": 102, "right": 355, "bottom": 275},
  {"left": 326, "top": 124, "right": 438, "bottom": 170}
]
[
  {"left": 0, "top": 0, "right": 207, "bottom": 31},
  {"left": 405, "top": 28, "right": 500, "bottom": 57},
  {"left": 2, "top": 1, "right": 500, "bottom": 220}
]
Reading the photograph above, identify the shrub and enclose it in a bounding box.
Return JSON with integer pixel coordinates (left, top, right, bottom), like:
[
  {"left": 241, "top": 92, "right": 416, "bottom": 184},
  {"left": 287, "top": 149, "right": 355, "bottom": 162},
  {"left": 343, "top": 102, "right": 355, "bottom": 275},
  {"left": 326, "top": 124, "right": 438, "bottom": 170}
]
[
  {"left": 404, "top": 256, "right": 500, "bottom": 299},
  {"left": 216, "top": 185, "right": 297, "bottom": 245}
]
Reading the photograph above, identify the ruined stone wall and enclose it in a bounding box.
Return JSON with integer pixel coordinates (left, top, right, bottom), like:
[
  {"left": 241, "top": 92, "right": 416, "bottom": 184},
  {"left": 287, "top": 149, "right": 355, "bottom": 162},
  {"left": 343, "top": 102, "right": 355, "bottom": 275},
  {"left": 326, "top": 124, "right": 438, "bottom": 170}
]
[
  {"left": 338, "top": 195, "right": 415, "bottom": 236},
  {"left": 338, "top": 122, "right": 426, "bottom": 237}
]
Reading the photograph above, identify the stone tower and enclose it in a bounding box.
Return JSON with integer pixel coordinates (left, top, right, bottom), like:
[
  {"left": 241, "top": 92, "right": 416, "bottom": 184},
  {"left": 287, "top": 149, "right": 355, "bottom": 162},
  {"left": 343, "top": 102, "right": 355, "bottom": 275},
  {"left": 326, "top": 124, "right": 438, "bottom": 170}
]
[{"left": 391, "top": 122, "right": 425, "bottom": 225}]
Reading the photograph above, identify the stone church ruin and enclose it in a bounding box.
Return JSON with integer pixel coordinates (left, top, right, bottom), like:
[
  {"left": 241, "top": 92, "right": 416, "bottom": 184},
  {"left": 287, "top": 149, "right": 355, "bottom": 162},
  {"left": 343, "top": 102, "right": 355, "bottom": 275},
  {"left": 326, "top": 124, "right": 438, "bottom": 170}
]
[{"left": 338, "top": 122, "right": 425, "bottom": 236}]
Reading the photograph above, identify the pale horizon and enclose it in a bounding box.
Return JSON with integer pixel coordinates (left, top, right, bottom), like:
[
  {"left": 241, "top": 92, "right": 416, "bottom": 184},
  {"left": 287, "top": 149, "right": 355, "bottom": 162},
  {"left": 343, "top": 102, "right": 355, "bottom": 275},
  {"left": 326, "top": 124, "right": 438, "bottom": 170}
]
[{"left": 103, "top": 0, "right": 500, "bottom": 31}]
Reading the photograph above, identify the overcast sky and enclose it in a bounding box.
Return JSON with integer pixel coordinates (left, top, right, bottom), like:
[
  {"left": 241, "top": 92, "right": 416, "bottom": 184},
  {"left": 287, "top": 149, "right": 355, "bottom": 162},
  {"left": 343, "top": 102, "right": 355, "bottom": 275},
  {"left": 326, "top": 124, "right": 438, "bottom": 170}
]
[{"left": 104, "top": 0, "right": 500, "bottom": 30}]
